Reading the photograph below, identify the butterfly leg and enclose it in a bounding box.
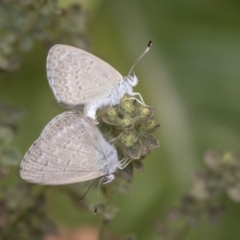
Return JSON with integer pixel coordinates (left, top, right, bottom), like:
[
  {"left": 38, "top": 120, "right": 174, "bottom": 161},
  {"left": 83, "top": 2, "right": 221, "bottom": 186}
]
[
  {"left": 108, "top": 132, "right": 123, "bottom": 143},
  {"left": 129, "top": 92, "right": 146, "bottom": 105},
  {"left": 119, "top": 158, "right": 132, "bottom": 169}
]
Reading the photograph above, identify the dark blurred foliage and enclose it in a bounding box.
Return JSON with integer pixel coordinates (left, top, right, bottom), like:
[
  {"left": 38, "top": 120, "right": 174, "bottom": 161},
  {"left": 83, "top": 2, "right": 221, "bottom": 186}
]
[
  {"left": 0, "top": 0, "right": 87, "bottom": 72},
  {"left": 0, "top": 101, "right": 25, "bottom": 175},
  {"left": 0, "top": 184, "right": 56, "bottom": 240},
  {"left": 155, "top": 151, "right": 240, "bottom": 240}
]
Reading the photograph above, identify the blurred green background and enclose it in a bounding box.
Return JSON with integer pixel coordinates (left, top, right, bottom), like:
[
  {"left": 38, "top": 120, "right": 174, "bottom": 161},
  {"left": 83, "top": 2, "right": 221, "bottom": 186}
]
[{"left": 1, "top": 0, "right": 240, "bottom": 239}]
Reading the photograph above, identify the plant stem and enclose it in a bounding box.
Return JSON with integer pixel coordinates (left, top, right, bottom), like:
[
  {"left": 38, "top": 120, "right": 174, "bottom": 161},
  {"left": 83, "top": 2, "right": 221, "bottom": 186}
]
[
  {"left": 98, "top": 183, "right": 114, "bottom": 240},
  {"left": 98, "top": 218, "right": 110, "bottom": 240}
]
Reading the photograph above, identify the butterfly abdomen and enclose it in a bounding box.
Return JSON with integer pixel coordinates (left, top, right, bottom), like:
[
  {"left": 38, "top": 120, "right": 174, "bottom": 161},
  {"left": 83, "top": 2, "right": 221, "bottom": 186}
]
[{"left": 83, "top": 81, "right": 132, "bottom": 120}]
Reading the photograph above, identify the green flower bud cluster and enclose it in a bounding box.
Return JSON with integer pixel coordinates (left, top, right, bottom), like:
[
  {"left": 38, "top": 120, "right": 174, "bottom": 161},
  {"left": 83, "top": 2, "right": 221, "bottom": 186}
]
[{"left": 101, "top": 95, "right": 160, "bottom": 164}]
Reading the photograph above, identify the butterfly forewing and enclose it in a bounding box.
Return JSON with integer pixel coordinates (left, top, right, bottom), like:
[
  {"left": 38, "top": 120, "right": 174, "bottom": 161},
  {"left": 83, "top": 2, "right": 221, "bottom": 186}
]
[
  {"left": 20, "top": 140, "right": 102, "bottom": 185},
  {"left": 20, "top": 111, "right": 117, "bottom": 185},
  {"left": 47, "top": 44, "right": 123, "bottom": 106}
]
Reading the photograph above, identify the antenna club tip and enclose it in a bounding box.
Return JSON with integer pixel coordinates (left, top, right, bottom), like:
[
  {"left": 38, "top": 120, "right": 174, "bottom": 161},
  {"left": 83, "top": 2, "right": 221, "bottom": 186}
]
[
  {"left": 148, "top": 40, "right": 153, "bottom": 48},
  {"left": 94, "top": 208, "right": 97, "bottom": 215}
]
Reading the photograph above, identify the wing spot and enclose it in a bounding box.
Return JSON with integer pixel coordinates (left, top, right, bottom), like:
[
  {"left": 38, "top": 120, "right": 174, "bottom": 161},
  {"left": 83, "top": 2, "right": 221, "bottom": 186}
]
[
  {"left": 80, "top": 129, "right": 86, "bottom": 134},
  {"left": 43, "top": 161, "right": 49, "bottom": 167}
]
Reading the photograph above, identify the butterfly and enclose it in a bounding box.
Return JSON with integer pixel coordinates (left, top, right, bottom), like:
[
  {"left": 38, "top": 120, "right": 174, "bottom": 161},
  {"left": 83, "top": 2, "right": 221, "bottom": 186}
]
[
  {"left": 20, "top": 111, "right": 126, "bottom": 185},
  {"left": 46, "top": 42, "right": 151, "bottom": 121}
]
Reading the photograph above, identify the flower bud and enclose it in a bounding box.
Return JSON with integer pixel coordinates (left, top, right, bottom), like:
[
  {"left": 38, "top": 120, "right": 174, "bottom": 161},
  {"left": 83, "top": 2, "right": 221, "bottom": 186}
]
[{"left": 120, "top": 132, "right": 138, "bottom": 148}]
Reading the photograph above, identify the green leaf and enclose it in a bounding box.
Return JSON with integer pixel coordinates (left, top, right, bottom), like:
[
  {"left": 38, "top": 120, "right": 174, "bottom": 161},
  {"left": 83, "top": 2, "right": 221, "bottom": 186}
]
[
  {"left": 123, "top": 142, "right": 142, "bottom": 159},
  {"left": 140, "top": 134, "right": 160, "bottom": 151}
]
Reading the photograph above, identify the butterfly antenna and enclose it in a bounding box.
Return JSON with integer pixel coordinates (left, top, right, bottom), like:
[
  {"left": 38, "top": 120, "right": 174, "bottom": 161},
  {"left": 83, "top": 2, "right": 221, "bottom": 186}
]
[
  {"left": 78, "top": 178, "right": 99, "bottom": 203},
  {"left": 94, "top": 177, "right": 104, "bottom": 215},
  {"left": 128, "top": 40, "right": 152, "bottom": 76}
]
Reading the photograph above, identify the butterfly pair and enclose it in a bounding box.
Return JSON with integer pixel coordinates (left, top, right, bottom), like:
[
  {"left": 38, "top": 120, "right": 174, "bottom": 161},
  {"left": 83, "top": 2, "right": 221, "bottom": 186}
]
[{"left": 20, "top": 43, "right": 151, "bottom": 185}]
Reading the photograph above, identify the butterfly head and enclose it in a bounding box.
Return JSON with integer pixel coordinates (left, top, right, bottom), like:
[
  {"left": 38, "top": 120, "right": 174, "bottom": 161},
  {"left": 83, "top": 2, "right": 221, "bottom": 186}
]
[{"left": 125, "top": 73, "right": 138, "bottom": 87}]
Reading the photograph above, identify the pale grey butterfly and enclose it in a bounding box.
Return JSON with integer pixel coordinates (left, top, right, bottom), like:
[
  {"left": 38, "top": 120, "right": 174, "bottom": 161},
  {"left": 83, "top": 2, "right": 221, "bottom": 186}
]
[
  {"left": 20, "top": 111, "right": 127, "bottom": 185},
  {"left": 46, "top": 41, "right": 152, "bottom": 121}
]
